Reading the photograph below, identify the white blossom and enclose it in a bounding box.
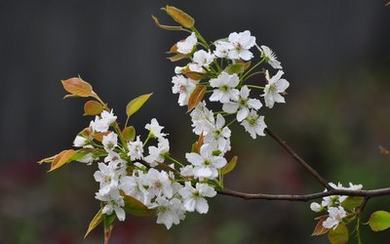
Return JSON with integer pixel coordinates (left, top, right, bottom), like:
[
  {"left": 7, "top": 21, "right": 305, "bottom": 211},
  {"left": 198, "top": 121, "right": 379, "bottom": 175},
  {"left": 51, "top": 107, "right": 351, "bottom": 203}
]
[
  {"left": 73, "top": 135, "right": 87, "bottom": 147},
  {"left": 227, "top": 30, "right": 256, "bottom": 61},
  {"left": 262, "top": 70, "right": 289, "bottom": 109},
  {"left": 179, "top": 182, "right": 216, "bottom": 214},
  {"left": 185, "top": 143, "right": 227, "bottom": 179},
  {"left": 78, "top": 153, "right": 94, "bottom": 165},
  {"left": 322, "top": 206, "right": 347, "bottom": 229},
  {"left": 152, "top": 197, "right": 186, "bottom": 229},
  {"left": 141, "top": 168, "right": 173, "bottom": 199},
  {"left": 89, "top": 110, "right": 117, "bottom": 133},
  {"left": 204, "top": 114, "right": 231, "bottom": 153},
  {"left": 209, "top": 72, "right": 240, "bottom": 103},
  {"left": 310, "top": 202, "right": 323, "bottom": 213},
  {"left": 127, "top": 136, "right": 144, "bottom": 161},
  {"left": 144, "top": 138, "right": 170, "bottom": 167},
  {"left": 171, "top": 75, "right": 197, "bottom": 106},
  {"left": 190, "top": 101, "right": 215, "bottom": 135},
  {"left": 180, "top": 165, "right": 195, "bottom": 177},
  {"left": 222, "top": 86, "right": 262, "bottom": 122},
  {"left": 145, "top": 118, "right": 167, "bottom": 139},
  {"left": 176, "top": 32, "right": 197, "bottom": 54},
  {"left": 240, "top": 110, "right": 267, "bottom": 139},
  {"left": 259, "top": 45, "right": 282, "bottom": 69},
  {"left": 102, "top": 132, "right": 118, "bottom": 152},
  {"left": 214, "top": 40, "right": 233, "bottom": 58},
  {"left": 95, "top": 188, "right": 126, "bottom": 221},
  {"left": 120, "top": 173, "right": 151, "bottom": 206},
  {"left": 189, "top": 50, "right": 215, "bottom": 73},
  {"left": 94, "top": 162, "right": 120, "bottom": 196}
]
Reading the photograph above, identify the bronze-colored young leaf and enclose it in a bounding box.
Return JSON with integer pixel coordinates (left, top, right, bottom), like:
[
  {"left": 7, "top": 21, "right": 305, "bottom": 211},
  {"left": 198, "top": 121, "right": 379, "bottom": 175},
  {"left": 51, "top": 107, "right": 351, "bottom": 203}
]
[
  {"left": 341, "top": 196, "right": 364, "bottom": 211},
  {"left": 92, "top": 131, "right": 110, "bottom": 142},
  {"left": 49, "top": 149, "right": 76, "bottom": 172},
  {"left": 83, "top": 100, "right": 104, "bottom": 116},
  {"left": 311, "top": 216, "right": 329, "bottom": 236},
  {"left": 328, "top": 223, "right": 349, "bottom": 244},
  {"left": 192, "top": 133, "right": 204, "bottom": 153},
  {"left": 61, "top": 77, "right": 94, "bottom": 98},
  {"left": 187, "top": 85, "right": 206, "bottom": 112},
  {"left": 126, "top": 93, "right": 153, "bottom": 118},
  {"left": 123, "top": 195, "right": 153, "bottom": 216},
  {"left": 163, "top": 5, "right": 195, "bottom": 29},
  {"left": 84, "top": 209, "right": 103, "bottom": 239},
  {"left": 183, "top": 71, "right": 205, "bottom": 81},
  {"left": 122, "top": 126, "right": 136, "bottom": 142},
  {"left": 221, "top": 156, "right": 238, "bottom": 175},
  {"left": 167, "top": 53, "right": 188, "bottom": 62},
  {"left": 151, "top": 15, "right": 186, "bottom": 31},
  {"left": 368, "top": 210, "right": 390, "bottom": 232},
  {"left": 37, "top": 154, "right": 57, "bottom": 164},
  {"left": 169, "top": 43, "right": 178, "bottom": 53}
]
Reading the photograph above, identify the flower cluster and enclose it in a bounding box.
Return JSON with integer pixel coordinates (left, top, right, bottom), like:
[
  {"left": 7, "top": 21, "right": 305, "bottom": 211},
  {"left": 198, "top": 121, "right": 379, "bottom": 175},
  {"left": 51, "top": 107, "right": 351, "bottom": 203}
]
[
  {"left": 71, "top": 109, "right": 220, "bottom": 229},
  {"left": 310, "top": 182, "right": 363, "bottom": 230},
  {"left": 170, "top": 29, "right": 289, "bottom": 141}
]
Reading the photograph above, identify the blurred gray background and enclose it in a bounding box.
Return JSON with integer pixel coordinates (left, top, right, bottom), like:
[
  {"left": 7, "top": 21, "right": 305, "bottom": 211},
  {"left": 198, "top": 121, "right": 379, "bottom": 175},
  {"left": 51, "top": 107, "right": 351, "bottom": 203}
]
[{"left": 0, "top": 0, "right": 389, "bottom": 243}]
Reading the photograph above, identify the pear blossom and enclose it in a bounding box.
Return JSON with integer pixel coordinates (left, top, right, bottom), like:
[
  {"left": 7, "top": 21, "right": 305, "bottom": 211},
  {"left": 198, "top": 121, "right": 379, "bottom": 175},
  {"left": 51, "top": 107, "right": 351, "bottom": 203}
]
[
  {"left": 95, "top": 189, "right": 126, "bottom": 221},
  {"left": 144, "top": 137, "right": 170, "bottom": 167},
  {"left": 310, "top": 202, "right": 323, "bottom": 213},
  {"left": 241, "top": 110, "right": 267, "bottom": 139},
  {"left": 179, "top": 182, "right": 216, "bottom": 214},
  {"left": 259, "top": 45, "right": 282, "bottom": 69},
  {"left": 209, "top": 72, "right": 240, "bottom": 103},
  {"left": 152, "top": 197, "right": 186, "bottom": 229},
  {"left": 174, "top": 66, "right": 185, "bottom": 74},
  {"left": 227, "top": 30, "right": 256, "bottom": 61},
  {"left": 102, "top": 132, "right": 118, "bottom": 152},
  {"left": 171, "top": 75, "right": 197, "bottom": 106},
  {"left": 204, "top": 114, "right": 231, "bottom": 153},
  {"left": 190, "top": 101, "right": 215, "bottom": 135},
  {"left": 189, "top": 50, "right": 215, "bottom": 73},
  {"left": 127, "top": 136, "right": 144, "bottom": 161},
  {"left": 262, "top": 70, "right": 289, "bottom": 108},
  {"left": 176, "top": 32, "right": 197, "bottom": 54},
  {"left": 94, "top": 162, "right": 121, "bottom": 195},
  {"left": 180, "top": 165, "right": 195, "bottom": 177},
  {"left": 145, "top": 118, "right": 167, "bottom": 139},
  {"left": 142, "top": 168, "right": 173, "bottom": 198},
  {"left": 222, "top": 86, "right": 262, "bottom": 122},
  {"left": 185, "top": 143, "right": 227, "bottom": 179},
  {"left": 322, "top": 206, "right": 347, "bottom": 229},
  {"left": 78, "top": 153, "right": 94, "bottom": 165},
  {"left": 120, "top": 174, "right": 151, "bottom": 206},
  {"left": 73, "top": 135, "right": 87, "bottom": 147},
  {"left": 90, "top": 110, "right": 117, "bottom": 132},
  {"left": 214, "top": 40, "right": 233, "bottom": 58}
]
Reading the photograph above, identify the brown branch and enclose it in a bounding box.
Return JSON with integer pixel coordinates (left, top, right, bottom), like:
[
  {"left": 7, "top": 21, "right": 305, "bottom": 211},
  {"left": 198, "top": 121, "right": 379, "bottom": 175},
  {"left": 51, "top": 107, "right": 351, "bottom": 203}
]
[
  {"left": 265, "top": 128, "right": 332, "bottom": 190},
  {"left": 218, "top": 187, "right": 390, "bottom": 201}
]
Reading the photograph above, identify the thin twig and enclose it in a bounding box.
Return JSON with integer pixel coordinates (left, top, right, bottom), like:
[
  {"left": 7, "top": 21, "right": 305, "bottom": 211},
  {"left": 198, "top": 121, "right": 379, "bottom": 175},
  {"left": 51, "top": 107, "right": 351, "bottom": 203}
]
[
  {"left": 218, "top": 187, "right": 390, "bottom": 201},
  {"left": 265, "top": 128, "right": 332, "bottom": 190}
]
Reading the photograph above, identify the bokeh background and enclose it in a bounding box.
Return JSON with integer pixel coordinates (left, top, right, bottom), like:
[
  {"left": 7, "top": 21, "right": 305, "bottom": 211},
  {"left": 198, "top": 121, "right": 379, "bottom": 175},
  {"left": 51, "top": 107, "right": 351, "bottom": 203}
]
[{"left": 0, "top": 0, "right": 389, "bottom": 243}]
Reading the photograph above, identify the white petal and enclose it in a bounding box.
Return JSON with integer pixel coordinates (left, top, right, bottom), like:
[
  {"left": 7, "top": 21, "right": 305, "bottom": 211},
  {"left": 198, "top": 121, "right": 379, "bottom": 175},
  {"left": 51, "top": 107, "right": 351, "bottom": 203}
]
[{"left": 195, "top": 198, "right": 209, "bottom": 214}]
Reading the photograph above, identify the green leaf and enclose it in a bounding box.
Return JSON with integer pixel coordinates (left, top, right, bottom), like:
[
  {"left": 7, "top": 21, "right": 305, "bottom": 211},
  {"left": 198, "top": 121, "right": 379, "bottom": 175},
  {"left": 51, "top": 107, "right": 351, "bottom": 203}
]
[
  {"left": 221, "top": 156, "right": 238, "bottom": 175},
  {"left": 103, "top": 213, "right": 116, "bottom": 229},
  {"left": 84, "top": 209, "right": 103, "bottom": 238},
  {"left": 123, "top": 195, "right": 153, "bottom": 216},
  {"left": 126, "top": 93, "right": 153, "bottom": 118},
  {"left": 163, "top": 5, "right": 195, "bottom": 28},
  {"left": 328, "top": 223, "right": 349, "bottom": 244},
  {"left": 368, "top": 210, "right": 390, "bottom": 232},
  {"left": 225, "top": 63, "right": 246, "bottom": 75},
  {"left": 122, "top": 126, "right": 136, "bottom": 142},
  {"left": 341, "top": 197, "right": 364, "bottom": 211}
]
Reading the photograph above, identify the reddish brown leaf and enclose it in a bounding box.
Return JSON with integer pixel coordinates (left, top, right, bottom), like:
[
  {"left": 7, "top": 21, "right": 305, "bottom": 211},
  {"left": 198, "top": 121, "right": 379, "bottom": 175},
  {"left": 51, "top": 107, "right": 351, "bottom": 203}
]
[
  {"left": 163, "top": 5, "right": 195, "bottom": 28},
  {"left": 312, "top": 216, "right": 329, "bottom": 236},
  {"left": 83, "top": 100, "right": 104, "bottom": 116},
  {"left": 49, "top": 149, "right": 76, "bottom": 172},
  {"left": 61, "top": 77, "right": 94, "bottom": 98},
  {"left": 187, "top": 85, "right": 206, "bottom": 112}
]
